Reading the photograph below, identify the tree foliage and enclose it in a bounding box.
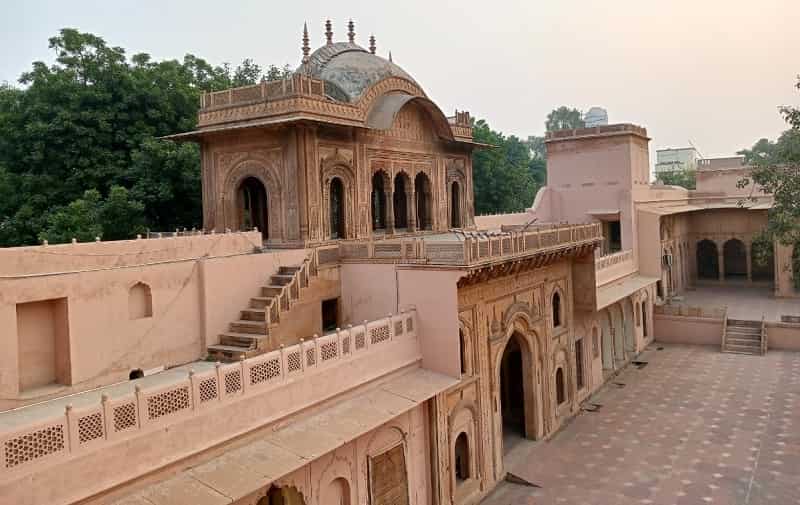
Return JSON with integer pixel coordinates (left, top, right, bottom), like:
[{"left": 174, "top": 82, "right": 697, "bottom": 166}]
[
  {"left": 655, "top": 169, "right": 697, "bottom": 189},
  {"left": 472, "top": 119, "right": 543, "bottom": 215},
  {"left": 0, "top": 28, "right": 286, "bottom": 246},
  {"left": 738, "top": 76, "right": 800, "bottom": 247},
  {"left": 545, "top": 106, "right": 585, "bottom": 132}
]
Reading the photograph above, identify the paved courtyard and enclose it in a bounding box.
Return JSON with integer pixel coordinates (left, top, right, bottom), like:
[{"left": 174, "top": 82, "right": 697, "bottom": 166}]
[{"left": 483, "top": 344, "right": 800, "bottom": 505}]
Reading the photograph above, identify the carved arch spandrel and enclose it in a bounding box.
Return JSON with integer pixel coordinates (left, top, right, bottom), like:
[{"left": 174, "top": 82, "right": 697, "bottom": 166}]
[
  {"left": 220, "top": 152, "right": 284, "bottom": 241},
  {"left": 320, "top": 152, "right": 356, "bottom": 239}
]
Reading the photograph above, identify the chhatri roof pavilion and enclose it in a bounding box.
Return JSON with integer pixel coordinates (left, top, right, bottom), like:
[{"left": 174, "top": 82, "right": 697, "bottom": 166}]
[{"left": 0, "top": 19, "right": 799, "bottom": 505}]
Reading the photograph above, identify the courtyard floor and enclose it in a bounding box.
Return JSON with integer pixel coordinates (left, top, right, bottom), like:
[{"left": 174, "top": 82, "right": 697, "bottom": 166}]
[
  {"left": 482, "top": 344, "right": 800, "bottom": 505},
  {"left": 676, "top": 285, "right": 800, "bottom": 321}
]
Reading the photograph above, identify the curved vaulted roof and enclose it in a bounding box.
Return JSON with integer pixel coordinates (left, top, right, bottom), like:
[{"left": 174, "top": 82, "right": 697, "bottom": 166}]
[{"left": 296, "top": 42, "right": 421, "bottom": 102}]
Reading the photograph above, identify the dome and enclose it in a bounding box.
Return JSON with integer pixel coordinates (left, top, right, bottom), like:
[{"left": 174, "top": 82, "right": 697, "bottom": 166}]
[{"left": 296, "top": 42, "right": 420, "bottom": 103}]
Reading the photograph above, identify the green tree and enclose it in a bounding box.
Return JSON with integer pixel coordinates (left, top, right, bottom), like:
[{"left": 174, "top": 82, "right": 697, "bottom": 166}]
[
  {"left": 39, "top": 189, "right": 103, "bottom": 244},
  {"left": 0, "top": 28, "right": 288, "bottom": 246},
  {"left": 656, "top": 168, "right": 697, "bottom": 189},
  {"left": 545, "top": 106, "right": 585, "bottom": 132},
  {"left": 100, "top": 185, "right": 147, "bottom": 240},
  {"left": 738, "top": 76, "right": 800, "bottom": 246},
  {"left": 472, "top": 119, "right": 540, "bottom": 215}
]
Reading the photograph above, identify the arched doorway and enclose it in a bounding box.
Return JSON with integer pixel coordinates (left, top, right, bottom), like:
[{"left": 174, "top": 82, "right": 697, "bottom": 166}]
[
  {"left": 238, "top": 177, "right": 269, "bottom": 240},
  {"left": 499, "top": 333, "right": 528, "bottom": 446},
  {"left": 329, "top": 177, "right": 346, "bottom": 239},
  {"left": 393, "top": 173, "right": 409, "bottom": 230},
  {"left": 414, "top": 172, "right": 432, "bottom": 230},
  {"left": 696, "top": 239, "right": 719, "bottom": 280},
  {"left": 723, "top": 239, "right": 747, "bottom": 280},
  {"left": 371, "top": 171, "right": 387, "bottom": 231},
  {"left": 751, "top": 239, "right": 774, "bottom": 283},
  {"left": 450, "top": 181, "right": 461, "bottom": 228}
]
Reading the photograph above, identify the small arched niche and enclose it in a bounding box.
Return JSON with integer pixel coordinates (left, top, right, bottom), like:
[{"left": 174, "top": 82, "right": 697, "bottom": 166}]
[
  {"left": 454, "top": 431, "right": 470, "bottom": 483},
  {"left": 129, "top": 282, "right": 153, "bottom": 319}
]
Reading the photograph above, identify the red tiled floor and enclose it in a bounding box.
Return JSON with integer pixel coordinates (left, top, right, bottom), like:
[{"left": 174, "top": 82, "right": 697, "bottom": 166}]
[{"left": 482, "top": 344, "right": 800, "bottom": 505}]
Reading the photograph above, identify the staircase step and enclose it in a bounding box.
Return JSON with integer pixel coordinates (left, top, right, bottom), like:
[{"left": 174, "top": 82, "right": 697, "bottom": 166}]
[
  {"left": 727, "top": 319, "right": 761, "bottom": 327},
  {"left": 724, "top": 343, "right": 762, "bottom": 354},
  {"left": 219, "top": 332, "right": 269, "bottom": 349},
  {"left": 270, "top": 274, "right": 295, "bottom": 286},
  {"left": 261, "top": 286, "right": 284, "bottom": 297},
  {"left": 241, "top": 308, "right": 267, "bottom": 321},
  {"left": 726, "top": 330, "right": 761, "bottom": 339},
  {"left": 229, "top": 319, "right": 267, "bottom": 334},
  {"left": 249, "top": 296, "right": 273, "bottom": 309},
  {"left": 279, "top": 265, "right": 302, "bottom": 275},
  {"left": 726, "top": 337, "right": 761, "bottom": 345},
  {"left": 207, "top": 344, "right": 250, "bottom": 361}
]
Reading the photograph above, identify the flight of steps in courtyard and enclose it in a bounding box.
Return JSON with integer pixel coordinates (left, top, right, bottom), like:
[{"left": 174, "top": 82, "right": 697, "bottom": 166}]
[
  {"left": 722, "top": 318, "right": 766, "bottom": 355},
  {"left": 207, "top": 256, "right": 317, "bottom": 362}
]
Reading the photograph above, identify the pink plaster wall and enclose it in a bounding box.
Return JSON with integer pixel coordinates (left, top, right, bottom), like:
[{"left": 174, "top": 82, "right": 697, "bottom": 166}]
[
  {"left": 397, "top": 268, "right": 464, "bottom": 378},
  {"left": 653, "top": 315, "right": 723, "bottom": 346},
  {"left": 766, "top": 323, "right": 800, "bottom": 351},
  {"left": 340, "top": 263, "right": 463, "bottom": 378}
]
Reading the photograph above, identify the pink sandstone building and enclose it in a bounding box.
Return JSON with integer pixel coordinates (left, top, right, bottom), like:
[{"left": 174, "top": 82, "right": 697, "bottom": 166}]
[{"left": 1, "top": 21, "right": 798, "bottom": 505}]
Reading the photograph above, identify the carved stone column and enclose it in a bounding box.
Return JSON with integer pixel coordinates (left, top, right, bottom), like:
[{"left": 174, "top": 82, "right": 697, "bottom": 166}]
[
  {"left": 746, "top": 242, "right": 753, "bottom": 282},
  {"left": 385, "top": 190, "right": 395, "bottom": 234},
  {"left": 408, "top": 190, "right": 417, "bottom": 232},
  {"left": 718, "top": 250, "right": 725, "bottom": 282}
]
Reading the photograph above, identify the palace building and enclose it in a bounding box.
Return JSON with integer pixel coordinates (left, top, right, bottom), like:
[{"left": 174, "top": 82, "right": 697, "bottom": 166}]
[{"left": 0, "top": 20, "right": 798, "bottom": 505}]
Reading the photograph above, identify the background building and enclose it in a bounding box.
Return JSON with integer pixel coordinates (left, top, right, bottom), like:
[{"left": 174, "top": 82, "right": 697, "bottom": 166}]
[{"left": 655, "top": 146, "right": 701, "bottom": 174}]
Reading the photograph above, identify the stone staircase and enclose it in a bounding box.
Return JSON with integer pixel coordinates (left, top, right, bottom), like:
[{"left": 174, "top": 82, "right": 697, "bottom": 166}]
[
  {"left": 722, "top": 318, "right": 765, "bottom": 355},
  {"left": 207, "top": 254, "right": 318, "bottom": 362}
]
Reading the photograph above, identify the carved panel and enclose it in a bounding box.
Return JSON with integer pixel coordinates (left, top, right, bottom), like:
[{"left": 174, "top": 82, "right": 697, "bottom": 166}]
[{"left": 368, "top": 444, "right": 410, "bottom": 505}]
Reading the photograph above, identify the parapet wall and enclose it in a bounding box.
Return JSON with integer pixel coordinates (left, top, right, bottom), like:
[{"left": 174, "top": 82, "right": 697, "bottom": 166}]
[{"left": 0, "top": 231, "right": 263, "bottom": 276}]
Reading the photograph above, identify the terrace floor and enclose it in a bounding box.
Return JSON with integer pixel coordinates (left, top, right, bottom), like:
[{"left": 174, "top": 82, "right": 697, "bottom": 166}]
[
  {"left": 676, "top": 285, "right": 800, "bottom": 321},
  {"left": 483, "top": 344, "right": 800, "bottom": 505}
]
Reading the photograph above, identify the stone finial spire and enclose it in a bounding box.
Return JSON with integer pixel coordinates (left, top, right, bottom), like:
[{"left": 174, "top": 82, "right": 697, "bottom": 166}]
[
  {"left": 302, "top": 22, "right": 310, "bottom": 62},
  {"left": 347, "top": 19, "right": 355, "bottom": 43},
  {"left": 388, "top": 51, "right": 393, "bottom": 63},
  {"left": 369, "top": 34, "right": 376, "bottom": 54},
  {"left": 325, "top": 19, "right": 333, "bottom": 45}
]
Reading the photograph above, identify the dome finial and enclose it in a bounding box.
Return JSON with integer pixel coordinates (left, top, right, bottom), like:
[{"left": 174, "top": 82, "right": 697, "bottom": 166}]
[
  {"left": 388, "top": 51, "right": 393, "bottom": 63},
  {"left": 325, "top": 19, "right": 333, "bottom": 45},
  {"left": 347, "top": 19, "right": 355, "bottom": 43},
  {"left": 369, "top": 34, "right": 376, "bottom": 54},
  {"left": 302, "top": 22, "right": 310, "bottom": 62}
]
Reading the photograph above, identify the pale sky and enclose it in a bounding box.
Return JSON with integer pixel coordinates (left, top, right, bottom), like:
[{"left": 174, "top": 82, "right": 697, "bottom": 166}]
[{"left": 2, "top": 0, "right": 799, "bottom": 160}]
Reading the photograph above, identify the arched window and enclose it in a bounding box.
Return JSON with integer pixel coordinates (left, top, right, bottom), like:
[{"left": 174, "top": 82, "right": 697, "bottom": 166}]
[
  {"left": 129, "top": 369, "right": 144, "bottom": 380},
  {"left": 556, "top": 367, "right": 566, "bottom": 405},
  {"left": 459, "top": 329, "right": 467, "bottom": 375},
  {"left": 326, "top": 477, "right": 351, "bottom": 505},
  {"left": 414, "top": 172, "right": 432, "bottom": 230},
  {"left": 329, "top": 177, "right": 346, "bottom": 239},
  {"left": 372, "top": 171, "right": 387, "bottom": 230},
  {"left": 258, "top": 485, "right": 304, "bottom": 505},
  {"left": 450, "top": 181, "right": 461, "bottom": 228},
  {"left": 129, "top": 282, "right": 152, "bottom": 319},
  {"left": 552, "top": 291, "right": 562, "bottom": 328},
  {"left": 393, "top": 172, "right": 410, "bottom": 229},
  {"left": 454, "top": 432, "right": 470, "bottom": 482}
]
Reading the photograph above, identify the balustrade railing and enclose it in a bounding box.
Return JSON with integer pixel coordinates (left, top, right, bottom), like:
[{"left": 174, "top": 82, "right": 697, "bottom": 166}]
[
  {"left": 200, "top": 74, "right": 328, "bottom": 110},
  {"left": 337, "top": 223, "right": 601, "bottom": 265},
  {"left": 0, "top": 309, "right": 418, "bottom": 476},
  {"left": 595, "top": 249, "right": 634, "bottom": 270}
]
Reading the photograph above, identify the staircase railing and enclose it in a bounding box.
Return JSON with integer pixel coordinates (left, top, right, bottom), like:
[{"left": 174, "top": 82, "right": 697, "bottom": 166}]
[{"left": 263, "top": 251, "right": 319, "bottom": 327}]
